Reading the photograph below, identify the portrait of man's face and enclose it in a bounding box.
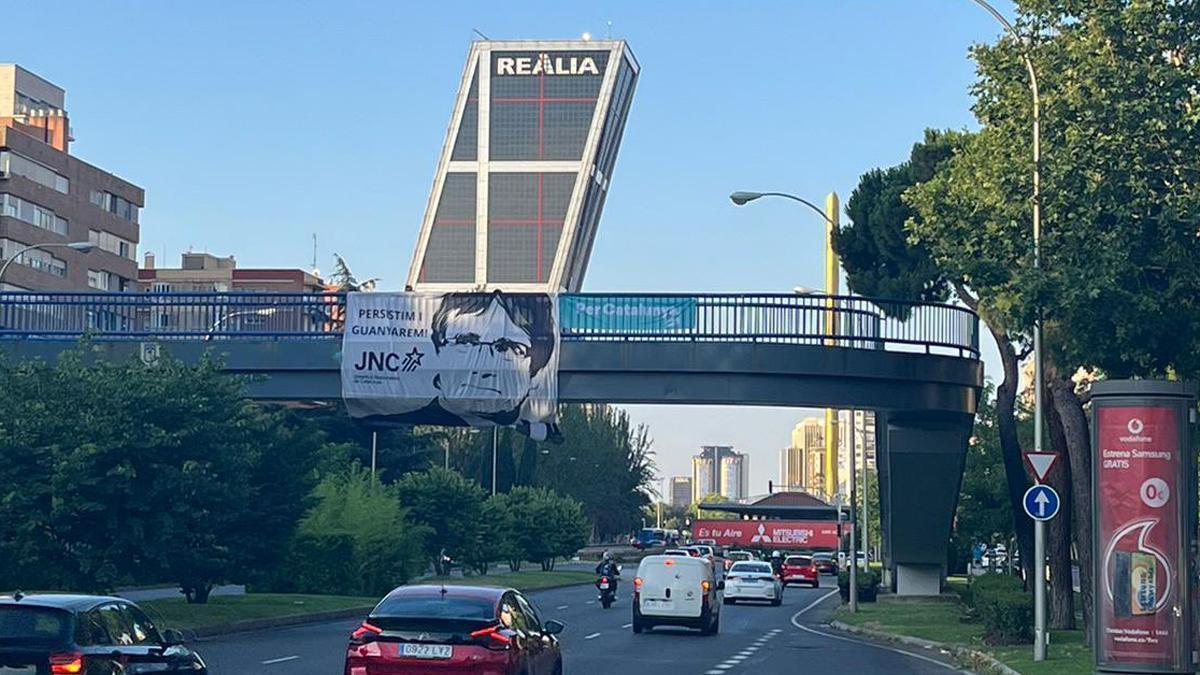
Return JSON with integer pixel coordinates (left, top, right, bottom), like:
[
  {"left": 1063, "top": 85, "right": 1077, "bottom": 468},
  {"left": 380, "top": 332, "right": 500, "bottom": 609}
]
[{"left": 435, "top": 298, "right": 535, "bottom": 419}]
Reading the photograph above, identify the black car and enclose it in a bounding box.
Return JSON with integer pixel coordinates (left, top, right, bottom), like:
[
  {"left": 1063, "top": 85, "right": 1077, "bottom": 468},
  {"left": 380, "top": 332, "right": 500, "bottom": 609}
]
[{"left": 0, "top": 593, "right": 206, "bottom": 674}]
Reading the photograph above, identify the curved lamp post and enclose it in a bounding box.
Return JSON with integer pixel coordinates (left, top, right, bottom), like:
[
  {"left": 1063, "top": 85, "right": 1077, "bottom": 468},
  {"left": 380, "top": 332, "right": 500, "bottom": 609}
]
[{"left": 0, "top": 241, "right": 95, "bottom": 285}]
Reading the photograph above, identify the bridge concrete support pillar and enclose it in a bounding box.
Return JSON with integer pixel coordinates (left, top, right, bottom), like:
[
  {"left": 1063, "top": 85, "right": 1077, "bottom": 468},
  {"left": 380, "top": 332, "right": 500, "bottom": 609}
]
[{"left": 878, "top": 410, "right": 974, "bottom": 597}]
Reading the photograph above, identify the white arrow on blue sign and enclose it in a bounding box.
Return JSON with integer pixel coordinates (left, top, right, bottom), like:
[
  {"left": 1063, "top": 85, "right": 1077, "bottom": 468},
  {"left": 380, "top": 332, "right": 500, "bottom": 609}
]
[{"left": 1022, "top": 484, "right": 1061, "bottom": 522}]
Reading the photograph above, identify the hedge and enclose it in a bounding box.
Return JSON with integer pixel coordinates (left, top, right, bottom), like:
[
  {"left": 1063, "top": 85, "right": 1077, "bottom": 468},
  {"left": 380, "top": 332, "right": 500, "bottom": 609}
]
[
  {"left": 963, "top": 573, "right": 1023, "bottom": 609},
  {"left": 978, "top": 588, "right": 1034, "bottom": 644},
  {"left": 838, "top": 568, "right": 881, "bottom": 602}
]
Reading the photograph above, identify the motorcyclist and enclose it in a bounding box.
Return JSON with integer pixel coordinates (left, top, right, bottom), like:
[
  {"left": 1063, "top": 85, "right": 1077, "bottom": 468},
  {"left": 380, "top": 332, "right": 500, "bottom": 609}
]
[
  {"left": 595, "top": 551, "right": 621, "bottom": 596},
  {"left": 770, "top": 550, "right": 783, "bottom": 577}
]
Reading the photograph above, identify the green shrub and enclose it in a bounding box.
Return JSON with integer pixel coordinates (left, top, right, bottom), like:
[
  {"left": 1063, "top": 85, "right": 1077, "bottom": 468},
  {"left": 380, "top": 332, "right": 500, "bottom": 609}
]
[
  {"left": 838, "top": 568, "right": 881, "bottom": 602},
  {"left": 978, "top": 588, "right": 1033, "bottom": 644},
  {"left": 963, "top": 573, "right": 1023, "bottom": 609},
  {"left": 268, "top": 466, "right": 427, "bottom": 596}
]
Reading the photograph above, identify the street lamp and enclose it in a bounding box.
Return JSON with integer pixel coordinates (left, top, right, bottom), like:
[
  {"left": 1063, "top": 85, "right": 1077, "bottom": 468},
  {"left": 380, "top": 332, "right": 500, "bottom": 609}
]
[
  {"left": 968, "top": 0, "right": 1046, "bottom": 661},
  {"left": 729, "top": 190, "right": 841, "bottom": 502},
  {"left": 0, "top": 241, "right": 95, "bottom": 284}
]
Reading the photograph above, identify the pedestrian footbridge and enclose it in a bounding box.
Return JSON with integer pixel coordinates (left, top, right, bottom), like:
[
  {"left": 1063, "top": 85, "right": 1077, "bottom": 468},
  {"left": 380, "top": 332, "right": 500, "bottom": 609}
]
[{"left": 0, "top": 292, "right": 983, "bottom": 596}]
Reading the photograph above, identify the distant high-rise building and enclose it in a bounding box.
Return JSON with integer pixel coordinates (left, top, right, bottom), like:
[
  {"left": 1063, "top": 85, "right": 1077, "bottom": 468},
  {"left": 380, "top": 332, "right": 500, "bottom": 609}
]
[
  {"left": 836, "top": 410, "right": 877, "bottom": 500},
  {"left": 408, "top": 40, "right": 639, "bottom": 292},
  {"left": 720, "top": 453, "right": 749, "bottom": 502},
  {"left": 692, "top": 445, "right": 747, "bottom": 502},
  {"left": 669, "top": 476, "right": 693, "bottom": 507},
  {"left": 779, "top": 417, "right": 824, "bottom": 492},
  {"left": 0, "top": 64, "right": 143, "bottom": 293}
]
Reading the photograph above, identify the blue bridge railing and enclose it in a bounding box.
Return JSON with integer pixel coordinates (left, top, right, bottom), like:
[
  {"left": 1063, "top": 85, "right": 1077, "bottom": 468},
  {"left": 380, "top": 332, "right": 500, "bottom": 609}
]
[{"left": 0, "top": 292, "right": 980, "bottom": 358}]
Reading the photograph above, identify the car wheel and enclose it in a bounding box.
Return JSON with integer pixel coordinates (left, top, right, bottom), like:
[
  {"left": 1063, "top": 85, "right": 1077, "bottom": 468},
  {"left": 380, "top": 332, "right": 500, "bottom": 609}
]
[
  {"left": 632, "top": 617, "right": 644, "bottom": 634},
  {"left": 723, "top": 597, "right": 734, "bottom": 605},
  {"left": 771, "top": 596, "right": 782, "bottom": 607},
  {"left": 553, "top": 658, "right": 563, "bottom": 675}
]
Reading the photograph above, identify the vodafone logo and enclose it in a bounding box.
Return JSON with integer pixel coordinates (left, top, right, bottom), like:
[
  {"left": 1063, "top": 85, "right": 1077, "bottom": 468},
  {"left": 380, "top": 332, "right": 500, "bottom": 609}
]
[{"left": 1120, "top": 416, "right": 1152, "bottom": 443}]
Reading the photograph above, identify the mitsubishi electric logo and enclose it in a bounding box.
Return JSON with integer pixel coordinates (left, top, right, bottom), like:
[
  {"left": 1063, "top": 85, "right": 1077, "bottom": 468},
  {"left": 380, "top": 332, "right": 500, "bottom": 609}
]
[
  {"left": 750, "top": 523, "right": 772, "bottom": 544},
  {"left": 496, "top": 53, "right": 600, "bottom": 76}
]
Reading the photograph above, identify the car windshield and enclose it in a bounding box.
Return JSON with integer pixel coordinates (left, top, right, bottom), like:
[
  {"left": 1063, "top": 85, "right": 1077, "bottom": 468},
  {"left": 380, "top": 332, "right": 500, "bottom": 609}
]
[
  {"left": 371, "top": 595, "right": 496, "bottom": 633},
  {"left": 730, "top": 562, "right": 773, "bottom": 575},
  {"left": 0, "top": 606, "right": 72, "bottom": 646},
  {"left": 785, "top": 556, "right": 812, "bottom": 566},
  {"left": 813, "top": 553, "right": 833, "bottom": 560}
]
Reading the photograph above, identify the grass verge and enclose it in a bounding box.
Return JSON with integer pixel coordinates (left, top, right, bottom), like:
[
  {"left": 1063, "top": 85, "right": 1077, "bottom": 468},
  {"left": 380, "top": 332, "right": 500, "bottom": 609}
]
[
  {"left": 424, "top": 569, "right": 596, "bottom": 592},
  {"left": 141, "top": 594, "right": 375, "bottom": 632},
  {"left": 833, "top": 599, "right": 1091, "bottom": 675}
]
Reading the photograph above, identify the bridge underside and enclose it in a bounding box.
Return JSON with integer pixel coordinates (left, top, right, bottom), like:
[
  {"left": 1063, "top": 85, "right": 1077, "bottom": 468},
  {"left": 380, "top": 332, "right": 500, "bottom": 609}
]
[{"left": 0, "top": 338, "right": 981, "bottom": 596}]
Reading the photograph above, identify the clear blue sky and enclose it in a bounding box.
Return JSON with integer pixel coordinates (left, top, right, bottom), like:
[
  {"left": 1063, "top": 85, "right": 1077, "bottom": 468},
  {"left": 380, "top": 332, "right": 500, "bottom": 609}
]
[{"left": 5, "top": 0, "right": 1012, "bottom": 496}]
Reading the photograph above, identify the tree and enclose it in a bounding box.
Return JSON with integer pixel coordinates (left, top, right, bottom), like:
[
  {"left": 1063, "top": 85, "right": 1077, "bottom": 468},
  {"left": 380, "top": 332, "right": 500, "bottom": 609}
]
[
  {"left": 328, "top": 254, "right": 379, "bottom": 292},
  {"left": 282, "top": 465, "right": 427, "bottom": 596},
  {"left": 954, "top": 383, "right": 1022, "bottom": 572},
  {"left": 0, "top": 348, "right": 325, "bottom": 602},
  {"left": 505, "top": 487, "right": 589, "bottom": 571},
  {"left": 908, "top": 0, "right": 1200, "bottom": 635},
  {"left": 396, "top": 467, "right": 487, "bottom": 575},
  {"left": 833, "top": 130, "right": 1037, "bottom": 585}
]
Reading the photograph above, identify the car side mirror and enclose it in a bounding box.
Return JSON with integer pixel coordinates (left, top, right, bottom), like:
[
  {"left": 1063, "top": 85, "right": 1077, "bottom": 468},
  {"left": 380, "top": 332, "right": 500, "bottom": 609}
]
[
  {"left": 161, "top": 629, "right": 185, "bottom": 647},
  {"left": 544, "top": 620, "right": 565, "bottom": 635}
]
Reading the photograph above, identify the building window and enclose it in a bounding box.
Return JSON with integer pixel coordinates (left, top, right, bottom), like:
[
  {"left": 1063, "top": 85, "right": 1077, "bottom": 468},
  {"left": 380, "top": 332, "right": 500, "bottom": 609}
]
[
  {"left": 150, "top": 282, "right": 172, "bottom": 293},
  {"left": 15, "top": 91, "right": 62, "bottom": 116},
  {"left": 88, "top": 229, "right": 137, "bottom": 261},
  {"left": 487, "top": 173, "right": 576, "bottom": 283},
  {"left": 89, "top": 190, "right": 139, "bottom": 223},
  {"left": 0, "top": 238, "right": 67, "bottom": 277},
  {"left": 489, "top": 51, "right": 609, "bottom": 161},
  {"left": 0, "top": 193, "right": 68, "bottom": 235},
  {"left": 0, "top": 151, "right": 69, "bottom": 193},
  {"left": 418, "top": 172, "right": 477, "bottom": 283}
]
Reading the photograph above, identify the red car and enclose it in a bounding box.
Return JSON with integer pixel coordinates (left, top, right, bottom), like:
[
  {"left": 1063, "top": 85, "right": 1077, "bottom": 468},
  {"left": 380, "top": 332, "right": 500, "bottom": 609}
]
[
  {"left": 780, "top": 555, "right": 820, "bottom": 588},
  {"left": 812, "top": 553, "right": 838, "bottom": 575},
  {"left": 345, "top": 585, "right": 564, "bottom": 674}
]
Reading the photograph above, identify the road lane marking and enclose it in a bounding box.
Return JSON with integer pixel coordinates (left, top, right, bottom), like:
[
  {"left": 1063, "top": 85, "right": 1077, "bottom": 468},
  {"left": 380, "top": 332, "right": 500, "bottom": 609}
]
[
  {"left": 621, "top": 623, "right": 632, "bottom": 628},
  {"left": 584, "top": 632, "right": 602, "bottom": 640},
  {"left": 556, "top": 605, "right": 569, "bottom": 610},
  {"left": 788, "top": 590, "right": 959, "bottom": 671},
  {"left": 261, "top": 656, "right": 300, "bottom": 665}
]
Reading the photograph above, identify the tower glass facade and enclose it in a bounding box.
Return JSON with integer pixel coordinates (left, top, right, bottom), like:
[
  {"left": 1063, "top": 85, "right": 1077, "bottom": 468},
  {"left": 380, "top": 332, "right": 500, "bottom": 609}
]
[{"left": 409, "top": 41, "right": 639, "bottom": 292}]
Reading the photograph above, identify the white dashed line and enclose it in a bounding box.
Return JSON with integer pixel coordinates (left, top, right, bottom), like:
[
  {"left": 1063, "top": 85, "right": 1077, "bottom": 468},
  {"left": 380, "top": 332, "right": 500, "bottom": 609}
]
[
  {"left": 584, "top": 632, "right": 602, "bottom": 640},
  {"left": 261, "top": 656, "right": 300, "bottom": 665},
  {"left": 556, "top": 605, "right": 569, "bottom": 610},
  {"left": 622, "top": 623, "right": 633, "bottom": 628}
]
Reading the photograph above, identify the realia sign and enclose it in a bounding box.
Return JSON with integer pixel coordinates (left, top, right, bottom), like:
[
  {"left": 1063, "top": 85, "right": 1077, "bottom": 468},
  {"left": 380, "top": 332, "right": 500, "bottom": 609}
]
[{"left": 692, "top": 520, "right": 847, "bottom": 550}]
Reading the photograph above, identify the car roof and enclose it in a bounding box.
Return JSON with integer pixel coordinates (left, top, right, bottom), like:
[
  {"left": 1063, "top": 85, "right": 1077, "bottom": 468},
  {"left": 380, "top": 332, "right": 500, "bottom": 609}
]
[
  {"left": 642, "top": 555, "right": 708, "bottom": 567},
  {"left": 383, "top": 585, "right": 508, "bottom": 603},
  {"left": 0, "top": 594, "right": 125, "bottom": 612},
  {"left": 730, "top": 561, "right": 771, "bottom": 569}
]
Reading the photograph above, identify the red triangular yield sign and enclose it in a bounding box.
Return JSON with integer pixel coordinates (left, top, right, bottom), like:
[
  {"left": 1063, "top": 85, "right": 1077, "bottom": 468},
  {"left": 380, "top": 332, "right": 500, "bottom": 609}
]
[{"left": 1024, "top": 452, "right": 1059, "bottom": 483}]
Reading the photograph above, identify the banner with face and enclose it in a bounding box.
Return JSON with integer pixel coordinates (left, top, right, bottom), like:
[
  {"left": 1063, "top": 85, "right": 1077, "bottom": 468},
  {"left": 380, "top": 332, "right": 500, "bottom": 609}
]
[{"left": 341, "top": 292, "right": 559, "bottom": 438}]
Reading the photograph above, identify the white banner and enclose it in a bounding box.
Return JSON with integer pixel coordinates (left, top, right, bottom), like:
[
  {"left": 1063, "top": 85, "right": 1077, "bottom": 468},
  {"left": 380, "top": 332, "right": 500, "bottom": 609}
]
[{"left": 341, "top": 292, "right": 559, "bottom": 438}]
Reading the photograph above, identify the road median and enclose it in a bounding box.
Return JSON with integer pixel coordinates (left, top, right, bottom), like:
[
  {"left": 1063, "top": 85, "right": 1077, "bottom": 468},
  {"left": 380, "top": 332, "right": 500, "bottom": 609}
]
[
  {"left": 831, "top": 596, "right": 1090, "bottom": 674},
  {"left": 145, "top": 571, "right": 596, "bottom": 638}
]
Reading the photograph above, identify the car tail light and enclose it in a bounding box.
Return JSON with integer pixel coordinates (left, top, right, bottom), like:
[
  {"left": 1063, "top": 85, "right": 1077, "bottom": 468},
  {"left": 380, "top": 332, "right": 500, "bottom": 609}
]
[
  {"left": 350, "top": 620, "right": 383, "bottom": 642},
  {"left": 469, "top": 624, "right": 512, "bottom": 646},
  {"left": 701, "top": 580, "right": 712, "bottom": 593},
  {"left": 600, "top": 576, "right": 608, "bottom": 584},
  {"left": 50, "top": 653, "right": 84, "bottom": 674},
  {"left": 633, "top": 577, "right": 643, "bottom": 589}
]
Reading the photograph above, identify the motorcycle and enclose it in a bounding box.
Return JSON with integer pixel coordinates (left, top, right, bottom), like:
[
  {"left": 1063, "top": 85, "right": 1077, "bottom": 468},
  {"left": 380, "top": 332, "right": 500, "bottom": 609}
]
[{"left": 596, "top": 565, "right": 622, "bottom": 609}]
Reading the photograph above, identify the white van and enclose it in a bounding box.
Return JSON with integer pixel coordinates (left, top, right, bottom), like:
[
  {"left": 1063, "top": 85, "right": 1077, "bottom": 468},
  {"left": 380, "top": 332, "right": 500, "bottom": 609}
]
[{"left": 632, "top": 554, "right": 722, "bottom": 635}]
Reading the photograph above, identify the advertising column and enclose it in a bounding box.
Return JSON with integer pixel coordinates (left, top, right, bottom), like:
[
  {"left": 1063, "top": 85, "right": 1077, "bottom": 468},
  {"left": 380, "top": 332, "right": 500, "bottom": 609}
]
[{"left": 1091, "top": 380, "right": 1197, "bottom": 673}]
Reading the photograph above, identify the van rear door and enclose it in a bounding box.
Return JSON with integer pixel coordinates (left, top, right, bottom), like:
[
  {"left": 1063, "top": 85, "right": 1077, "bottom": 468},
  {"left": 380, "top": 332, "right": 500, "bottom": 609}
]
[{"left": 639, "top": 558, "right": 705, "bottom": 619}]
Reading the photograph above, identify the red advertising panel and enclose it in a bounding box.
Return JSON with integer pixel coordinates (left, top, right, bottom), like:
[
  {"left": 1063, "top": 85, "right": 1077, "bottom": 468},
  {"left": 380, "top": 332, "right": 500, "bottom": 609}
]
[
  {"left": 1096, "top": 406, "right": 1183, "bottom": 668},
  {"left": 692, "top": 520, "right": 848, "bottom": 550}
]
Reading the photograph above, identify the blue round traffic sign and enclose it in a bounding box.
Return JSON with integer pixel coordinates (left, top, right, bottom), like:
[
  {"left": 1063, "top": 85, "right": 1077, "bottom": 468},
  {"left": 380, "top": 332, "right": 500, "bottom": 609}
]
[{"left": 1022, "top": 484, "right": 1060, "bottom": 521}]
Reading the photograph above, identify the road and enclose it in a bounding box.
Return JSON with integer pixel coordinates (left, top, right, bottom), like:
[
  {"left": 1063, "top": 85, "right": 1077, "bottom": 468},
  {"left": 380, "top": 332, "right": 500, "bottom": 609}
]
[{"left": 197, "top": 579, "right": 960, "bottom": 674}]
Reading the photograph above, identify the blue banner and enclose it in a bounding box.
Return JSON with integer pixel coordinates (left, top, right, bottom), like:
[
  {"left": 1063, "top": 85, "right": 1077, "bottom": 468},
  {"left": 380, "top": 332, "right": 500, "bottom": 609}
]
[{"left": 560, "top": 296, "right": 696, "bottom": 332}]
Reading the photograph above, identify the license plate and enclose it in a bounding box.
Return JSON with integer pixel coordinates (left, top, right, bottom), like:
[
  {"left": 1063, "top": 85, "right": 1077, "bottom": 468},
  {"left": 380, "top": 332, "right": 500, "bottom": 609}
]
[
  {"left": 0, "top": 668, "right": 38, "bottom": 675},
  {"left": 644, "top": 598, "right": 673, "bottom": 608},
  {"left": 599, "top": 582, "right": 610, "bottom": 589},
  {"left": 401, "top": 644, "right": 453, "bottom": 659}
]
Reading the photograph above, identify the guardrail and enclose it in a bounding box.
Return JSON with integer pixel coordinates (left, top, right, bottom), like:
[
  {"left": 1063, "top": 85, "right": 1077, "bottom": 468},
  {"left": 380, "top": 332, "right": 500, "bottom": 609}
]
[{"left": 0, "top": 292, "right": 980, "bottom": 358}]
